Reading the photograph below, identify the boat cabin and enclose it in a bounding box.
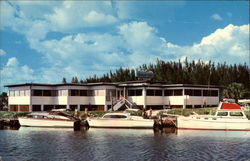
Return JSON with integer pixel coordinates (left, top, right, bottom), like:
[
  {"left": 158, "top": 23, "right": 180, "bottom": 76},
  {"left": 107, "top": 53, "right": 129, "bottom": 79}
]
[
  {"left": 215, "top": 102, "right": 247, "bottom": 118},
  {"left": 102, "top": 113, "right": 129, "bottom": 119}
]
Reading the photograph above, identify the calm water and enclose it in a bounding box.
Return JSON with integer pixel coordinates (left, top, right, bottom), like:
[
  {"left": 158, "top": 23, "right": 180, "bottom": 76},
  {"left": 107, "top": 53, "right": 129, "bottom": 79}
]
[{"left": 0, "top": 127, "right": 250, "bottom": 161}]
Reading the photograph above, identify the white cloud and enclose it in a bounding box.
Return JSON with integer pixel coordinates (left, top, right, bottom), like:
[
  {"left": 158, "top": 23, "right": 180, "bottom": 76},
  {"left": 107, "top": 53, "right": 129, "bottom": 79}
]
[
  {"left": 1, "top": 57, "right": 35, "bottom": 87},
  {"left": 211, "top": 13, "right": 223, "bottom": 21},
  {"left": 0, "top": 49, "right": 6, "bottom": 56},
  {"left": 0, "top": 1, "right": 249, "bottom": 86},
  {"left": 6, "top": 57, "right": 19, "bottom": 66},
  {"left": 13, "top": 22, "right": 249, "bottom": 84},
  {"left": 46, "top": 1, "right": 117, "bottom": 31},
  {"left": 83, "top": 10, "right": 117, "bottom": 26},
  {"left": 168, "top": 24, "right": 249, "bottom": 64}
]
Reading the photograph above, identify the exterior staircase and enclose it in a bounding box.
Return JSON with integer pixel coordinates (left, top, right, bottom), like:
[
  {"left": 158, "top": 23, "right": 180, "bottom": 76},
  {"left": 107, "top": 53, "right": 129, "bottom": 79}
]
[{"left": 112, "top": 98, "right": 138, "bottom": 111}]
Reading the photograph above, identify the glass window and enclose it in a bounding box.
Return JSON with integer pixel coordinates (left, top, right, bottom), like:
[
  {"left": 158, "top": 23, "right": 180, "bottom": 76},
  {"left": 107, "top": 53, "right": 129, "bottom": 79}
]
[
  {"left": 136, "top": 89, "right": 142, "bottom": 96},
  {"left": 80, "top": 90, "right": 88, "bottom": 96},
  {"left": 25, "top": 90, "right": 30, "bottom": 96},
  {"left": 174, "top": 89, "right": 183, "bottom": 96},
  {"left": 61, "top": 90, "right": 67, "bottom": 96},
  {"left": 193, "top": 90, "right": 202, "bottom": 96},
  {"left": 43, "top": 90, "right": 52, "bottom": 96},
  {"left": 184, "top": 89, "right": 192, "bottom": 96},
  {"left": 15, "top": 90, "right": 20, "bottom": 96},
  {"left": 70, "top": 90, "right": 79, "bottom": 96},
  {"left": 164, "top": 90, "right": 173, "bottom": 96},
  {"left": 20, "top": 90, "right": 25, "bottom": 96},
  {"left": 9, "top": 91, "right": 15, "bottom": 97},
  {"left": 33, "top": 90, "right": 42, "bottom": 96},
  {"left": 146, "top": 90, "right": 154, "bottom": 96},
  {"left": 217, "top": 112, "right": 228, "bottom": 116},
  {"left": 203, "top": 90, "right": 210, "bottom": 96},
  {"left": 87, "top": 90, "right": 94, "bottom": 96},
  {"left": 51, "top": 90, "right": 58, "bottom": 96},
  {"left": 155, "top": 90, "right": 162, "bottom": 96},
  {"left": 103, "top": 115, "right": 127, "bottom": 118},
  {"left": 211, "top": 90, "right": 218, "bottom": 96},
  {"left": 128, "top": 90, "right": 135, "bottom": 96},
  {"left": 230, "top": 112, "right": 243, "bottom": 116}
]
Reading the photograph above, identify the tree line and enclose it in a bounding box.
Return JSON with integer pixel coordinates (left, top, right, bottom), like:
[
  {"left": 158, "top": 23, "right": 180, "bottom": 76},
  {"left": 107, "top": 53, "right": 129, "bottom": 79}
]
[{"left": 63, "top": 59, "right": 249, "bottom": 92}]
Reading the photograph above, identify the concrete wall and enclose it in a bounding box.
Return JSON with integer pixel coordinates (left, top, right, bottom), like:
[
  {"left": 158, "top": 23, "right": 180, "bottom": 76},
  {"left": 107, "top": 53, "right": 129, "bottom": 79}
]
[
  {"left": 127, "top": 96, "right": 144, "bottom": 105},
  {"left": 9, "top": 96, "right": 30, "bottom": 105}
]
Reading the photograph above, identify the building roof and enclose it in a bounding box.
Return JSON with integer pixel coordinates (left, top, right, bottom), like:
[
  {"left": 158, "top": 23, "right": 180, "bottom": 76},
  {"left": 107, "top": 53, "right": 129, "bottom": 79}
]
[{"left": 4, "top": 81, "right": 222, "bottom": 89}]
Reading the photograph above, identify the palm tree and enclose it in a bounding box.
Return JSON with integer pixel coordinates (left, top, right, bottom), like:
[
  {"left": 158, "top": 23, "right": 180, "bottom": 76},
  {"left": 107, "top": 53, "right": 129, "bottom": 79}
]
[
  {"left": 223, "top": 83, "right": 247, "bottom": 103},
  {"left": 0, "top": 92, "right": 8, "bottom": 111}
]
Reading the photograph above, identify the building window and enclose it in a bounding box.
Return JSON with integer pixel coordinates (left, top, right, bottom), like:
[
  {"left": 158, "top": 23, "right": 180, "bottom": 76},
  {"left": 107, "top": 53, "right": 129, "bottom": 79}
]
[
  {"left": 97, "top": 90, "right": 105, "bottom": 96},
  {"left": 164, "top": 90, "right": 173, "bottom": 96},
  {"left": 147, "top": 89, "right": 162, "bottom": 96},
  {"left": 33, "top": 90, "right": 42, "bottom": 96},
  {"left": 25, "top": 90, "right": 30, "bottom": 96},
  {"left": 211, "top": 90, "right": 218, "bottom": 96},
  {"left": 155, "top": 90, "right": 162, "bottom": 96},
  {"left": 43, "top": 90, "right": 52, "bottom": 96},
  {"left": 9, "top": 90, "right": 15, "bottom": 97},
  {"left": 146, "top": 90, "right": 154, "bottom": 96},
  {"left": 20, "top": 90, "right": 25, "bottom": 96},
  {"left": 14, "top": 90, "right": 20, "bottom": 96},
  {"left": 32, "top": 105, "right": 41, "bottom": 111},
  {"left": 58, "top": 90, "right": 67, "bottom": 96},
  {"left": 87, "top": 90, "right": 94, "bottom": 96},
  {"left": 173, "top": 89, "right": 183, "bottom": 96},
  {"left": 203, "top": 90, "right": 210, "bottom": 96},
  {"left": 128, "top": 90, "right": 135, "bottom": 96},
  {"left": 128, "top": 89, "right": 142, "bottom": 96},
  {"left": 203, "top": 90, "right": 218, "bottom": 96},
  {"left": 70, "top": 90, "right": 79, "bottom": 96},
  {"left": 184, "top": 89, "right": 192, "bottom": 96},
  {"left": 80, "top": 90, "right": 88, "bottom": 96},
  {"left": 193, "top": 90, "right": 202, "bottom": 96},
  {"left": 135, "top": 89, "right": 142, "bottom": 96},
  {"left": 32, "top": 90, "right": 58, "bottom": 96}
]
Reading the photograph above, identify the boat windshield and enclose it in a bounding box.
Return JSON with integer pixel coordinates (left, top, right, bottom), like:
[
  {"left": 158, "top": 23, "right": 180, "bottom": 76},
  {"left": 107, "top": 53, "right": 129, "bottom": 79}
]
[
  {"left": 103, "top": 115, "right": 127, "bottom": 118},
  {"left": 217, "top": 112, "right": 228, "bottom": 116},
  {"left": 229, "top": 112, "right": 243, "bottom": 116}
]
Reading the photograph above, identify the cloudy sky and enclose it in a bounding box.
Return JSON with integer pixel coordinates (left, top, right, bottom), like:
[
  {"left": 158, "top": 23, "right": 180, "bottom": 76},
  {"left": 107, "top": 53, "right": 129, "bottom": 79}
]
[{"left": 0, "top": 1, "right": 249, "bottom": 91}]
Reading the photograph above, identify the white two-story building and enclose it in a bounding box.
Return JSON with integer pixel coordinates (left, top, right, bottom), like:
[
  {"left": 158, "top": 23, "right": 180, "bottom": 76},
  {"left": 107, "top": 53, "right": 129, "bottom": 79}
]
[{"left": 5, "top": 81, "right": 220, "bottom": 112}]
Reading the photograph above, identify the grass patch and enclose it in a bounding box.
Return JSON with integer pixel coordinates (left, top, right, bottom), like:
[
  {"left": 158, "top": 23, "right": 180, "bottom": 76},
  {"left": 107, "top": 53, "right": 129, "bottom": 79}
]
[
  {"left": 162, "top": 108, "right": 217, "bottom": 116},
  {"left": 0, "top": 112, "right": 30, "bottom": 119}
]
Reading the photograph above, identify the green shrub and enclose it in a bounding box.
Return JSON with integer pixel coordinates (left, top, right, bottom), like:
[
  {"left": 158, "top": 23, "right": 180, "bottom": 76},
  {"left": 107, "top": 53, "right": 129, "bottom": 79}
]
[{"left": 0, "top": 112, "right": 30, "bottom": 119}]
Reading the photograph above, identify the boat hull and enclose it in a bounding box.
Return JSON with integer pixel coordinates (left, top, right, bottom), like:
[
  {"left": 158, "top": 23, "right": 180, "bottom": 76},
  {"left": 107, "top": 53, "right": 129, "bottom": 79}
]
[
  {"left": 87, "top": 118, "right": 154, "bottom": 129},
  {"left": 177, "top": 116, "right": 250, "bottom": 131},
  {"left": 19, "top": 118, "right": 74, "bottom": 128}
]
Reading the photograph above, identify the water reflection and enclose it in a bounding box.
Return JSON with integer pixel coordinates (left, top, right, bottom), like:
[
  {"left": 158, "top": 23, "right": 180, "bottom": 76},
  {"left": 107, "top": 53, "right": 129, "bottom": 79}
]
[
  {"left": 0, "top": 127, "right": 249, "bottom": 161},
  {"left": 176, "top": 129, "right": 250, "bottom": 138}
]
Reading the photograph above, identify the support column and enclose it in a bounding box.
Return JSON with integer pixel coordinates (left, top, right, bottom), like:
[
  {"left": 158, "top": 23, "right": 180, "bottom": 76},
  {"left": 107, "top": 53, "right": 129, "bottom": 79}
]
[
  {"left": 66, "top": 104, "right": 70, "bottom": 110},
  {"left": 143, "top": 87, "right": 146, "bottom": 110},
  {"left": 41, "top": 104, "right": 44, "bottom": 111},
  {"left": 29, "top": 105, "right": 32, "bottom": 112},
  {"left": 77, "top": 104, "right": 80, "bottom": 111},
  {"left": 18, "top": 104, "right": 20, "bottom": 112},
  {"left": 104, "top": 105, "right": 108, "bottom": 111},
  {"left": 123, "top": 87, "right": 126, "bottom": 99}
]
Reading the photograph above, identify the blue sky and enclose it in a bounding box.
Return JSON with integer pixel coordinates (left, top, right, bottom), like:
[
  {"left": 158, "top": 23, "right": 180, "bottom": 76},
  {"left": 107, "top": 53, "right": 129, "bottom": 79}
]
[{"left": 0, "top": 1, "right": 249, "bottom": 91}]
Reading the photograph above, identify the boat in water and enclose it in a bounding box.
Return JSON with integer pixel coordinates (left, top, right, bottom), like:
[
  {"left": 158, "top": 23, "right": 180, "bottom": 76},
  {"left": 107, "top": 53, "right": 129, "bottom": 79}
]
[
  {"left": 177, "top": 102, "right": 250, "bottom": 131},
  {"left": 87, "top": 112, "right": 154, "bottom": 129},
  {"left": 18, "top": 112, "right": 76, "bottom": 128}
]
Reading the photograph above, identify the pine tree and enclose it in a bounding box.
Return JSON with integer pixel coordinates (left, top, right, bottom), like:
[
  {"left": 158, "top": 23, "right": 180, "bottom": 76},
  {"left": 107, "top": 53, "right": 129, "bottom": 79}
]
[{"left": 62, "top": 77, "right": 67, "bottom": 84}]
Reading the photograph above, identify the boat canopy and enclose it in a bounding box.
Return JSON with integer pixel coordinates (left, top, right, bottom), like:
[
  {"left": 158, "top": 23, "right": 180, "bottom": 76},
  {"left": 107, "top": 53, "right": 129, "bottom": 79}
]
[{"left": 220, "top": 102, "right": 241, "bottom": 110}]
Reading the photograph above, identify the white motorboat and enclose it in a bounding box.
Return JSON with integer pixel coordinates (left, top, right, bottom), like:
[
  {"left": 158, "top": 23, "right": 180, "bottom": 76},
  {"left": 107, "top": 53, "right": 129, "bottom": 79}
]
[
  {"left": 18, "top": 112, "right": 76, "bottom": 128},
  {"left": 177, "top": 102, "right": 250, "bottom": 131},
  {"left": 87, "top": 112, "right": 154, "bottom": 129}
]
